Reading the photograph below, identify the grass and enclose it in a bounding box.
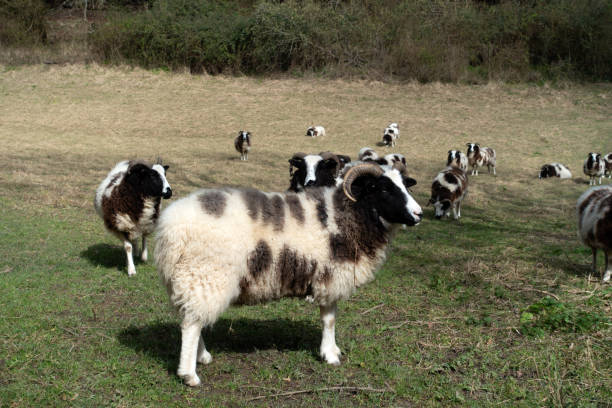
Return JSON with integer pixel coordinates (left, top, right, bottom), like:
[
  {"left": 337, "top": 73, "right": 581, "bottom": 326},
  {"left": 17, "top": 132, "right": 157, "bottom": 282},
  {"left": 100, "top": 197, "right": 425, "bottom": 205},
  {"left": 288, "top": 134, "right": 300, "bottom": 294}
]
[{"left": 0, "top": 64, "right": 611, "bottom": 406}]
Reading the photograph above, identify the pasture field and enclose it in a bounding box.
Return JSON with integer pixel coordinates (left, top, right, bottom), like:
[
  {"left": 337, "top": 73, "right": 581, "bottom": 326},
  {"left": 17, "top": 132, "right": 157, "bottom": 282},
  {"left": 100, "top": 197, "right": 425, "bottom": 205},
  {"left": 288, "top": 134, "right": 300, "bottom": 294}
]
[{"left": 0, "top": 64, "right": 611, "bottom": 407}]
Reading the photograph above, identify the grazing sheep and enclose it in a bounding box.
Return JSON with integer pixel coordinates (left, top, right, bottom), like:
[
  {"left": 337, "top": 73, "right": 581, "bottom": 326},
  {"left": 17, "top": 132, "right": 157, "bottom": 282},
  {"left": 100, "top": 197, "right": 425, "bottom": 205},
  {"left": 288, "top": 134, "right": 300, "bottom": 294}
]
[
  {"left": 603, "top": 153, "right": 612, "bottom": 178},
  {"left": 288, "top": 152, "right": 347, "bottom": 192},
  {"left": 94, "top": 159, "right": 172, "bottom": 276},
  {"left": 446, "top": 150, "right": 468, "bottom": 171},
  {"left": 576, "top": 185, "right": 612, "bottom": 282},
  {"left": 306, "top": 125, "right": 326, "bottom": 137},
  {"left": 429, "top": 166, "right": 468, "bottom": 220},
  {"left": 539, "top": 163, "right": 572, "bottom": 179},
  {"left": 382, "top": 123, "right": 399, "bottom": 147},
  {"left": 583, "top": 153, "right": 605, "bottom": 185},
  {"left": 234, "top": 131, "right": 251, "bottom": 161},
  {"left": 466, "top": 143, "right": 496, "bottom": 176},
  {"left": 154, "top": 163, "right": 423, "bottom": 386},
  {"left": 358, "top": 147, "right": 379, "bottom": 161}
]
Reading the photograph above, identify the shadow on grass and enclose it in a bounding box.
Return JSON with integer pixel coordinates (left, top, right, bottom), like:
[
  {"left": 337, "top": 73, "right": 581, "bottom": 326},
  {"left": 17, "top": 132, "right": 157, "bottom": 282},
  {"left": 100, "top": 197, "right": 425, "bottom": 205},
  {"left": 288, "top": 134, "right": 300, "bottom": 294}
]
[
  {"left": 81, "top": 243, "right": 126, "bottom": 269},
  {"left": 118, "top": 317, "right": 321, "bottom": 372}
]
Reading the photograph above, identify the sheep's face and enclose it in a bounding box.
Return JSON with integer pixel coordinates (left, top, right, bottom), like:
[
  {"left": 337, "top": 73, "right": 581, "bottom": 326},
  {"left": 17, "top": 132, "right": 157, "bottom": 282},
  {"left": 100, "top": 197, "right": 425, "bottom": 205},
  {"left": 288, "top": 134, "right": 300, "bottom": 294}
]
[
  {"left": 430, "top": 198, "right": 451, "bottom": 219},
  {"left": 539, "top": 165, "right": 554, "bottom": 179},
  {"left": 350, "top": 169, "right": 422, "bottom": 226},
  {"left": 447, "top": 150, "right": 459, "bottom": 164},
  {"left": 126, "top": 163, "right": 172, "bottom": 199},
  {"left": 466, "top": 143, "right": 479, "bottom": 156},
  {"left": 382, "top": 133, "right": 394, "bottom": 146},
  {"left": 239, "top": 131, "right": 250, "bottom": 141},
  {"left": 289, "top": 154, "right": 338, "bottom": 190},
  {"left": 586, "top": 153, "right": 600, "bottom": 168},
  {"left": 306, "top": 127, "right": 315, "bottom": 137}
]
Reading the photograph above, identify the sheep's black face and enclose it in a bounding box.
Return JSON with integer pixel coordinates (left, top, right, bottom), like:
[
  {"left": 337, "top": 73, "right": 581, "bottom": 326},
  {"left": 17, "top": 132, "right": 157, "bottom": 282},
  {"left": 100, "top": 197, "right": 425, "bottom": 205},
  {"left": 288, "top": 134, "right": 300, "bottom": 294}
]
[
  {"left": 127, "top": 163, "right": 172, "bottom": 199},
  {"left": 432, "top": 199, "right": 451, "bottom": 219},
  {"left": 289, "top": 155, "right": 338, "bottom": 191},
  {"left": 350, "top": 171, "right": 422, "bottom": 226},
  {"left": 382, "top": 134, "right": 393, "bottom": 146},
  {"left": 539, "top": 165, "right": 554, "bottom": 179},
  {"left": 466, "top": 143, "right": 479, "bottom": 156}
]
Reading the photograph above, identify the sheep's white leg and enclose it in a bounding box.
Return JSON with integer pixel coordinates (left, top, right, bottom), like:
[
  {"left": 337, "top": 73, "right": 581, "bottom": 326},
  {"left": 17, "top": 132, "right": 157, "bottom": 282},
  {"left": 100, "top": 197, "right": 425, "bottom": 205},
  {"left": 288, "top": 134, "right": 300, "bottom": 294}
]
[
  {"left": 141, "top": 236, "right": 148, "bottom": 262},
  {"left": 493, "top": 166, "right": 496, "bottom": 175},
  {"left": 453, "top": 202, "right": 460, "bottom": 219},
  {"left": 319, "top": 303, "right": 341, "bottom": 365},
  {"left": 196, "top": 335, "right": 213, "bottom": 364},
  {"left": 603, "top": 251, "right": 611, "bottom": 282},
  {"left": 124, "top": 240, "right": 136, "bottom": 276},
  {"left": 177, "top": 320, "right": 204, "bottom": 387}
]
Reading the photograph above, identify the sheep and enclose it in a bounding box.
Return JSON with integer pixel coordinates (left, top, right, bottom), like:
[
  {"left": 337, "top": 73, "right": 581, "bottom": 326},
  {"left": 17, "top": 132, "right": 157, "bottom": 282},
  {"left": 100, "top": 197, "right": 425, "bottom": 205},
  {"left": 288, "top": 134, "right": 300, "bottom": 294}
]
[
  {"left": 446, "top": 150, "right": 468, "bottom": 171},
  {"left": 288, "top": 152, "right": 349, "bottom": 192},
  {"left": 234, "top": 131, "right": 251, "bottom": 161},
  {"left": 583, "top": 152, "right": 605, "bottom": 185},
  {"left": 382, "top": 123, "right": 399, "bottom": 147},
  {"left": 154, "top": 163, "right": 423, "bottom": 386},
  {"left": 94, "top": 159, "right": 172, "bottom": 276},
  {"left": 602, "top": 153, "right": 612, "bottom": 179},
  {"left": 428, "top": 166, "right": 468, "bottom": 220},
  {"left": 306, "top": 125, "right": 326, "bottom": 137},
  {"left": 466, "top": 143, "right": 496, "bottom": 176},
  {"left": 576, "top": 185, "right": 612, "bottom": 282},
  {"left": 383, "top": 153, "right": 407, "bottom": 167},
  {"left": 538, "top": 163, "right": 572, "bottom": 179},
  {"left": 358, "top": 147, "right": 378, "bottom": 161}
]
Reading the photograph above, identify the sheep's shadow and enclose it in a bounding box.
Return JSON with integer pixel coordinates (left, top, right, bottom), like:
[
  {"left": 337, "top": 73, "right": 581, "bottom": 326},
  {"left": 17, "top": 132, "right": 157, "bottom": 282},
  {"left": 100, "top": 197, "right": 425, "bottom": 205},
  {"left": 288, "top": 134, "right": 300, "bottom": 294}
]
[
  {"left": 81, "top": 243, "right": 126, "bottom": 269},
  {"left": 118, "top": 317, "right": 321, "bottom": 373}
]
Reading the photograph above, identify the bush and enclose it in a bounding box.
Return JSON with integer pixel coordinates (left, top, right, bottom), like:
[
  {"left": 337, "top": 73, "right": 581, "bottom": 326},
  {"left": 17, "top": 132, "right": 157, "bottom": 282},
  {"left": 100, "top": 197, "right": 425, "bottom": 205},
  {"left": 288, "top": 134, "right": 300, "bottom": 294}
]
[{"left": 0, "top": 0, "right": 49, "bottom": 46}]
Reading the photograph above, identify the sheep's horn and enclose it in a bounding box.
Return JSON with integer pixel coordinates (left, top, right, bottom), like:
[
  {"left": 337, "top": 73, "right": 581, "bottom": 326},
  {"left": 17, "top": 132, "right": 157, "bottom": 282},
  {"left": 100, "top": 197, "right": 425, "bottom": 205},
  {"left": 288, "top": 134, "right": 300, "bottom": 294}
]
[
  {"left": 392, "top": 161, "right": 407, "bottom": 176},
  {"left": 342, "top": 163, "right": 384, "bottom": 202}
]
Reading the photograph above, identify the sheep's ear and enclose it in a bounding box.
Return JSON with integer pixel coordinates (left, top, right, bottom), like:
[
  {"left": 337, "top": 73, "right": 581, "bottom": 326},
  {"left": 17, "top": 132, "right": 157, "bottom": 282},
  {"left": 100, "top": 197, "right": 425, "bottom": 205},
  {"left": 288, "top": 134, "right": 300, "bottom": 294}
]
[
  {"left": 404, "top": 177, "right": 417, "bottom": 189},
  {"left": 163, "top": 165, "right": 169, "bottom": 171}
]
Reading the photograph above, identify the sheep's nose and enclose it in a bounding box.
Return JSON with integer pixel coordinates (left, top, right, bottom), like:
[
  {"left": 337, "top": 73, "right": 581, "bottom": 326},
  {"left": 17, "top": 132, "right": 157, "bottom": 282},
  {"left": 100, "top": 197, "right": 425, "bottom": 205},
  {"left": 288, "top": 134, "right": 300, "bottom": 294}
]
[
  {"left": 305, "top": 180, "right": 315, "bottom": 187},
  {"left": 163, "top": 189, "right": 172, "bottom": 199},
  {"left": 413, "top": 211, "right": 423, "bottom": 220}
]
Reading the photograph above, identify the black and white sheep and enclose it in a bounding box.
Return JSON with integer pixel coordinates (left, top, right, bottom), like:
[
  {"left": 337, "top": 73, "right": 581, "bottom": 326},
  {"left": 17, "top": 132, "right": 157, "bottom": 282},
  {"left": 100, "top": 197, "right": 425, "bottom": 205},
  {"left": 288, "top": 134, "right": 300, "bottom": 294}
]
[
  {"left": 429, "top": 166, "right": 468, "bottom": 220},
  {"left": 604, "top": 153, "right": 612, "bottom": 178},
  {"left": 154, "top": 163, "right": 423, "bottom": 386},
  {"left": 234, "top": 131, "right": 251, "bottom": 161},
  {"left": 577, "top": 185, "right": 612, "bottom": 282},
  {"left": 358, "top": 147, "right": 378, "bottom": 161},
  {"left": 287, "top": 152, "right": 350, "bottom": 192},
  {"left": 583, "top": 153, "right": 605, "bottom": 185},
  {"left": 466, "top": 143, "right": 496, "bottom": 176},
  {"left": 382, "top": 123, "right": 399, "bottom": 147},
  {"left": 94, "top": 159, "right": 172, "bottom": 276},
  {"left": 358, "top": 148, "right": 405, "bottom": 167},
  {"left": 538, "top": 163, "right": 572, "bottom": 179},
  {"left": 306, "top": 125, "right": 326, "bottom": 137},
  {"left": 446, "top": 150, "right": 468, "bottom": 171}
]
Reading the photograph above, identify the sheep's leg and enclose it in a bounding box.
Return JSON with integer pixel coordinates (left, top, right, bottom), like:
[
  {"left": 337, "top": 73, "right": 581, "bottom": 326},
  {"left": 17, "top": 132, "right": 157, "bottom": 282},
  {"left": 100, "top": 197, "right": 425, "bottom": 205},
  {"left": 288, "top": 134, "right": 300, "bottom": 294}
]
[
  {"left": 141, "top": 236, "right": 148, "bottom": 262},
  {"left": 603, "top": 251, "right": 611, "bottom": 282},
  {"left": 319, "top": 303, "right": 341, "bottom": 365},
  {"left": 453, "top": 201, "right": 460, "bottom": 219},
  {"left": 591, "top": 248, "right": 597, "bottom": 275},
  {"left": 492, "top": 166, "right": 496, "bottom": 175},
  {"left": 177, "top": 320, "right": 204, "bottom": 387},
  {"left": 123, "top": 240, "right": 136, "bottom": 276},
  {"left": 196, "top": 335, "right": 213, "bottom": 364}
]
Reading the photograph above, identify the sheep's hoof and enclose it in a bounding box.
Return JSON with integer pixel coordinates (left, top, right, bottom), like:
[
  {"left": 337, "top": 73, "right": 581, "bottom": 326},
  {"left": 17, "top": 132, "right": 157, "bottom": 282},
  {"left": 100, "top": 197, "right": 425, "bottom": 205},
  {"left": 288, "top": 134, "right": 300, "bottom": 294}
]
[
  {"left": 197, "top": 351, "right": 213, "bottom": 365},
  {"left": 180, "top": 373, "right": 201, "bottom": 387},
  {"left": 127, "top": 269, "right": 136, "bottom": 277},
  {"left": 321, "top": 350, "right": 341, "bottom": 366},
  {"left": 603, "top": 271, "right": 611, "bottom": 283}
]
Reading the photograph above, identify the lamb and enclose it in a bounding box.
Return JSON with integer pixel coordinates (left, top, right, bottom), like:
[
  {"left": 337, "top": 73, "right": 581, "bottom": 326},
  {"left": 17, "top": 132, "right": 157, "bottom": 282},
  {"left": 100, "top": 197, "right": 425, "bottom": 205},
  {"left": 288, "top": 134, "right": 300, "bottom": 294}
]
[
  {"left": 602, "top": 153, "right": 612, "bottom": 179},
  {"left": 583, "top": 152, "right": 605, "bottom": 185},
  {"left": 154, "top": 163, "right": 423, "bottom": 386},
  {"left": 428, "top": 166, "right": 468, "bottom": 220},
  {"left": 576, "top": 185, "right": 612, "bottom": 282},
  {"left": 306, "top": 125, "right": 326, "bottom": 137},
  {"left": 466, "top": 143, "right": 496, "bottom": 176},
  {"left": 94, "top": 159, "right": 172, "bottom": 276},
  {"left": 234, "top": 131, "right": 251, "bottom": 161},
  {"left": 358, "top": 147, "right": 378, "bottom": 161},
  {"left": 538, "top": 163, "right": 572, "bottom": 179},
  {"left": 446, "top": 150, "right": 468, "bottom": 171},
  {"left": 382, "top": 123, "right": 399, "bottom": 147},
  {"left": 288, "top": 151, "right": 349, "bottom": 192}
]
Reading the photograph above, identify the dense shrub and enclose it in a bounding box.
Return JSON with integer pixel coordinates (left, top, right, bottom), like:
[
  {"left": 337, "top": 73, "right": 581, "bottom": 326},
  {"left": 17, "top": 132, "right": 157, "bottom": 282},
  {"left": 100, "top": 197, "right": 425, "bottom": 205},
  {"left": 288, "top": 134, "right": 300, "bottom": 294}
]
[
  {"left": 89, "top": 0, "right": 612, "bottom": 81},
  {"left": 0, "top": 0, "right": 49, "bottom": 46}
]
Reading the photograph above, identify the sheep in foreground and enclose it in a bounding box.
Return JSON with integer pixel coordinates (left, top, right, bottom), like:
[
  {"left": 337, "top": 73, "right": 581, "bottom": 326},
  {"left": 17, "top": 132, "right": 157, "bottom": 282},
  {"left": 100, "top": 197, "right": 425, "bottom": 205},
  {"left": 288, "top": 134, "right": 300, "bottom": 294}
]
[
  {"left": 466, "top": 143, "right": 496, "bottom": 175},
  {"left": 306, "top": 125, "right": 326, "bottom": 137},
  {"left": 234, "top": 131, "right": 251, "bottom": 161},
  {"left": 539, "top": 163, "right": 572, "bottom": 179},
  {"left": 429, "top": 166, "right": 468, "bottom": 220},
  {"left": 154, "top": 163, "right": 423, "bottom": 386},
  {"left": 94, "top": 159, "right": 172, "bottom": 276},
  {"left": 576, "top": 185, "right": 612, "bottom": 282},
  {"left": 583, "top": 153, "right": 605, "bottom": 185},
  {"left": 446, "top": 150, "right": 468, "bottom": 171}
]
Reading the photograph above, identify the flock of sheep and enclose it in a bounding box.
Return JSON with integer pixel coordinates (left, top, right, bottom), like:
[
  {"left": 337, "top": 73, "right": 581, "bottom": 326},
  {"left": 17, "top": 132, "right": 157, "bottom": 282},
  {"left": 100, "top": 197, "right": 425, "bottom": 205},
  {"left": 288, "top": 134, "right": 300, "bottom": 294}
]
[{"left": 94, "top": 123, "right": 612, "bottom": 386}]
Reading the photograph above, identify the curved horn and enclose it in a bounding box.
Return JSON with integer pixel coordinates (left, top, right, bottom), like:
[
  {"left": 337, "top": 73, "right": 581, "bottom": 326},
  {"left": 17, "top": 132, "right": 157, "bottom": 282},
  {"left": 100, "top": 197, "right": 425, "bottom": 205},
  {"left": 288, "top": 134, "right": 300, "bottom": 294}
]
[{"left": 342, "top": 163, "right": 384, "bottom": 202}]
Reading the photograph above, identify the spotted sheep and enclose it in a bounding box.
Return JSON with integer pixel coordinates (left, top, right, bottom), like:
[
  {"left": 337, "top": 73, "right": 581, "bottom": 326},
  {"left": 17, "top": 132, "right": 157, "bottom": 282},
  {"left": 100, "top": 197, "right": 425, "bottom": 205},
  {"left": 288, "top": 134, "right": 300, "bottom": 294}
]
[
  {"left": 94, "top": 159, "right": 172, "bottom": 276},
  {"left": 577, "top": 185, "right": 612, "bottom": 282},
  {"left": 538, "top": 163, "right": 572, "bottom": 179},
  {"left": 382, "top": 123, "right": 399, "bottom": 147},
  {"left": 306, "top": 125, "right": 326, "bottom": 137},
  {"left": 234, "top": 131, "right": 251, "bottom": 161},
  {"left": 358, "top": 147, "right": 406, "bottom": 168},
  {"left": 583, "top": 153, "right": 605, "bottom": 185},
  {"left": 287, "top": 152, "right": 350, "bottom": 192},
  {"left": 446, "top": 150, "right": 468, "bottom": 171},
  {"left": 429, "top": 166, "right": 469, "bottom": 220},
  {"left": 154, "top": 163, "right": 423, "bottom": 386},
  {"left": 466, "top": 143, "right": 496, "bottom": 176},
  {"left": 358, "top": 147, "right": 378, "bottom": 161},
  {"left": 604, "top": 153, "right": 612, "bottom": 178}
]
